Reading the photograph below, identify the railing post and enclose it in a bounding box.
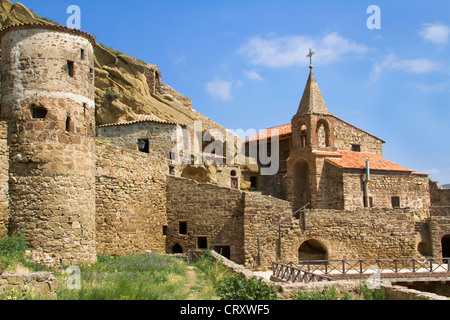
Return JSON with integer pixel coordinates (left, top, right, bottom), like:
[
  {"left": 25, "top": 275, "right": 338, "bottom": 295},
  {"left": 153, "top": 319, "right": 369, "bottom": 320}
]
[
  {"left": 429, "top": 259, "right": 433, "bottom": 272},
  {"left": 412, "top": 259, "right": 416, "bottom": 273},
  {"left": 394, "top": 259, "right": 398, "bottom": 273},
  {"left": 359, "top": 260, "right": 363, "bottom": 274},
  {"left": 342, "top": 260, "right": 346, "bottom": 274}
]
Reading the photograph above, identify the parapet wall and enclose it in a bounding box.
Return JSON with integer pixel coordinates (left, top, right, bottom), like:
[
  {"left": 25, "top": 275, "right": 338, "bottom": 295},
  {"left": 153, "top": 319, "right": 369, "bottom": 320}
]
[{"left": 95, "top": 142, "right": 169, "bottom": 256}]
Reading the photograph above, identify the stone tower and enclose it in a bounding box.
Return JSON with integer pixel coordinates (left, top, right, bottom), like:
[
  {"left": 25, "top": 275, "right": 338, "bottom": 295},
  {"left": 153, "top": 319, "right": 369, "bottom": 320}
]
[{"left": 0, "top": 23, "right": 97, "bottom": 266}]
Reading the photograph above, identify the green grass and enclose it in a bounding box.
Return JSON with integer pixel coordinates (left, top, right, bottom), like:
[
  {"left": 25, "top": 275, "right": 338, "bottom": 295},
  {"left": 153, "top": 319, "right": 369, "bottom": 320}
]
[{"left": 56, "top": 253, "right": 189, "bottom": 300}]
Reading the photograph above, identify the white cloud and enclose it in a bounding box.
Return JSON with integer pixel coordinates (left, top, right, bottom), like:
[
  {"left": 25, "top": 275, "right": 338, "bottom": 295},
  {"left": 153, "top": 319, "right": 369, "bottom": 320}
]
[
  {"left": 205, "top": 80, "right": 233, "bottom": 101},
  {"left": 239, "top": 32, "right": 368, "bottom": 68},
  {"left": 243, "top": 69, "right": 264, "bottom": 81},
  {"left": 419, "top": 23, "right": 450, "bottom": 45},
  {"left": 370, "top": 54, "right": 440, "bottom": 82}
]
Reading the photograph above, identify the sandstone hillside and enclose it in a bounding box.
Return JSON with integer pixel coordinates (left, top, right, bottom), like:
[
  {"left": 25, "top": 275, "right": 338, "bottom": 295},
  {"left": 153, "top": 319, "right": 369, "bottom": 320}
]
[{"left": 0, "top": 0, "right": 225, "bottom": 131}]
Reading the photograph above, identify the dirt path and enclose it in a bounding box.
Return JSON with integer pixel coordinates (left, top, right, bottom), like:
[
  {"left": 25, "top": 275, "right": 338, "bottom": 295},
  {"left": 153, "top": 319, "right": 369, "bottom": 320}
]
[{"left": 185, "top": 266, "right": 199, "bottom": 300}]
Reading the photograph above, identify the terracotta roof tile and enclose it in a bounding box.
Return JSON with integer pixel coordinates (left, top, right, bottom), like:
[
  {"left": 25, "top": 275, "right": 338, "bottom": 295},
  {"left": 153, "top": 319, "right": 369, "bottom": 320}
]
[
  {"left": 325, "top": 151, "right": 423, "bottom": 174},
  {"left": 245, "top": 124, "right": 292, "bottom": 143},
  {"left": 97, "top": 114, "right": 179, "bottom": 128}
]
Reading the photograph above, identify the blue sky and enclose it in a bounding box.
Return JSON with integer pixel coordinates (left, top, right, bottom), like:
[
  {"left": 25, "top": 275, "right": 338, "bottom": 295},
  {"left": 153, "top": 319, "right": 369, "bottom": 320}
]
[{"left": 19, "top": 0, "right": 450, "bottom": 184}]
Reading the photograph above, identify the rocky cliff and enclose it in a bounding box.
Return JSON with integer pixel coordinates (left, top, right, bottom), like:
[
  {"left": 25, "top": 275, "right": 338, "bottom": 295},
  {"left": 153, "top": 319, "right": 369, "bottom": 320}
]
[{"left": 0, "top": 0, "right": 224, "bottom": 131}]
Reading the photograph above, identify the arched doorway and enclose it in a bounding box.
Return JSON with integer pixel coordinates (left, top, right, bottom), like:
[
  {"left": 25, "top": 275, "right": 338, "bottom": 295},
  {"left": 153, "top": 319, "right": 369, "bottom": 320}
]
[
  {"left": 172, "top": 243, "right": 183, "bottom": 254},
  {"left": 294, "top": 159, "right": 310, "bottom": 209},
  {"left": 442, "top": 234, "right": 450, "bottom": 263},
  {"left": 298, "top": 239, "right": 328, "bottom": 261}
]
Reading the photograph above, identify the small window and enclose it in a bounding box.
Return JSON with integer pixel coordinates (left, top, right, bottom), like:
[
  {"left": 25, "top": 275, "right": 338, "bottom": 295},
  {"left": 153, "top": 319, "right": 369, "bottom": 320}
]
[
  {"left": 137, "top": 139, "right": 149, "bottom": 153},
  {"left": 230, "top": 170, "right": 237, "bottom": 177},
  {"left": 65, "top": 117, "right": 72, "bottom": 132},
  {"left": 162, "top": 226, "right": 167, "bottom": 236},
  {"left": 67, "top": 61, "right": 74, "bottom": 77},
  {"left": 352, "top": 144, "right": 361, "bottom": 152},
  {"left": 179, "top": 222, "right": 187, "bottom": 235},
  {"left": 391, "top": 196, "right": 400, "bottom": 208},
  {"left": 197, "top": 237, "right": 208, "bottom": 249},
  {"left": 250, "top": 176, "right": 257, "bottom": 191},
  {"left": 31, "top": 106, "right": 47, "bottom": 119},
  {"left": 80, "top": 49, "right": 85, "bottom": 59}
]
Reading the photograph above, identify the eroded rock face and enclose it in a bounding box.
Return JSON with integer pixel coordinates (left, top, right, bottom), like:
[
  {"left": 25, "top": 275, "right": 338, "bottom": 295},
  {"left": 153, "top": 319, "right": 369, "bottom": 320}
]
[{"left": 0, "top": 0, "right": 224, "bottom": 131}]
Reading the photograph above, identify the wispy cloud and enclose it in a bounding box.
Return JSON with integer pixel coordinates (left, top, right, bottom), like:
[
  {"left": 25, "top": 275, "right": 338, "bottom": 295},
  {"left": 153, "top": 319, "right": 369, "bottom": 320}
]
[
  {"left": 205, "top": 79, "right": 233, "bottom": 101},
  {"left": 419, "top": 23, "right": 450, "bottom": 45},
  {"left": 370, "top": 54, "right": 440, "bottom": 82},
  {"left": 243, "top": 69, "right": 264, "bottom": 81},
  {"left": 239, "top": 32, "right": 368, "bottom": 68}
]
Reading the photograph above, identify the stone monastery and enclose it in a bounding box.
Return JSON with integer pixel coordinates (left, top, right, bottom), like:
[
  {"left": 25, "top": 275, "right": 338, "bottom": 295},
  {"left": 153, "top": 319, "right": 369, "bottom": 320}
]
[{"left": 0, "top": 22, "right": 449, "bottom": 270}]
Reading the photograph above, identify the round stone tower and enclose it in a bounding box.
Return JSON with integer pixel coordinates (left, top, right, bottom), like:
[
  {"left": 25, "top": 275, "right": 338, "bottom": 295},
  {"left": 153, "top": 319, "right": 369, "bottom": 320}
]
[{"left": 0, "top": 23, "right": 97, "bottom": 266}]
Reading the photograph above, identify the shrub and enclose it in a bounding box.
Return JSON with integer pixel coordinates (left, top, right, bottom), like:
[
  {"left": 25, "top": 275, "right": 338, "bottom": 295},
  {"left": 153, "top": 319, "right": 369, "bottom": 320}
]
[
  {"left": 103, "top": 90, "right": 120, "bottom": 102},
  {"left": 216, "top": 274, "right": 277, "bottom": 300}
]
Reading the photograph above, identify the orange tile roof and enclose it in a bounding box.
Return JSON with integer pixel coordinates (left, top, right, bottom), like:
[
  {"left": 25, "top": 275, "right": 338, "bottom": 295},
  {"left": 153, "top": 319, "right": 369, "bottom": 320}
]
[
  {"left": 326, "top": 151, "right": 421, "bottom": 173},
  {"left": 97, "top": 114, "right": 180, "bottom": 128},
  {"left": 245, "top": 124, "right": 292, "bottom": 143}
]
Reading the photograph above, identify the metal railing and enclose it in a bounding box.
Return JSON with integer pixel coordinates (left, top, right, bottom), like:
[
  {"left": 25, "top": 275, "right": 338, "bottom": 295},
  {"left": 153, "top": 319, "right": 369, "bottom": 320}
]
[{"left": 272, "top": 257, "right": 450, "bottom": 283}]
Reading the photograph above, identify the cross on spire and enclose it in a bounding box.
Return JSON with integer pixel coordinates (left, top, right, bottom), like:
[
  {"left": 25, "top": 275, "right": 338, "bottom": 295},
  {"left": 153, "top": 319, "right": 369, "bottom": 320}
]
[{"left": 307, "top": 48, "right": 315, "bottom": 70}]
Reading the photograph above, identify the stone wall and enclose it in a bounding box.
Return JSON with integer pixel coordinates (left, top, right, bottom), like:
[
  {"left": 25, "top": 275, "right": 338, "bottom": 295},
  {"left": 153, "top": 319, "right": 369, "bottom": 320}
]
[
  {"left": 97, "top": 121, "right": 182, "bottom": 160},
  {"left": 1, "top": 25, "right": 97, "bottom": 267},
  {"left": 95, "top": 142, "right": 168, "bottom": 256},
  {"left": 343, "top": 170, "right": 430, "bottom": 211},
  {"left": 0, "top": 271, "right": 57, "bottom": 299},
  {"left": 429, "top": 180, "right": 450, "bottom": 207},
  {"left": 0, "top": 121, "right": 8, "bottom": 237},
  {"left": 333, "top": 116, "right": 384, "bottom": 155},
  {"left": 245, "top": 208, "right": 422, "bottom": 270},
  {"left": 165, "top": 175, "right": 246, "bottom": 263}
]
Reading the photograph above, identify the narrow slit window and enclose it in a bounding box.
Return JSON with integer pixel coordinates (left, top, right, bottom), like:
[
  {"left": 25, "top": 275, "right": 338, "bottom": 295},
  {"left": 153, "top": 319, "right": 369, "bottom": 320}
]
[
  {"left": 67, "top": 61, "right": 74, "bottom": 77},
  {"left": 65, "top": 117, "right": 72, "bottom": 132},
  {"left": 80, "top": 49, "right": 85, "bottom": 59}
]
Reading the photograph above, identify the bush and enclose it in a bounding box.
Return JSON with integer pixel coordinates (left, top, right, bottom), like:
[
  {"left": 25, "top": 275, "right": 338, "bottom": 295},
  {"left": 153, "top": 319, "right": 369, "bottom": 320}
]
[{"left": 216, "top": 274, "right": 277, "bottom": 300}]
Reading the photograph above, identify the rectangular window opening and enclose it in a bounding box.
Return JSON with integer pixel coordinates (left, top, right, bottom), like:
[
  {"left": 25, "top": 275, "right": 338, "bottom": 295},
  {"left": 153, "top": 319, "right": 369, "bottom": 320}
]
[
  {"left": 351, "top": 144, "right": 361, "bottom": 152},
  {"left": 67, "top": 61, "right": 74, "bottom": 77},
  {"left": 197, "top": 237, "right": 208, "bottom": 249},
  {"left": 31, "top": 107, "right": 47, "bottom": 119},
  {"left": 80, "top": 49, "right": 85, "bottom": 59},
  {"left": 391, "top": 196, "right": 400, "bottom": 208},
  {"left": 137, "top": 139, "right": 149, "bottom": 153},
  {"left": 179, "top": 222, "right": 187, "bottom": 235}
]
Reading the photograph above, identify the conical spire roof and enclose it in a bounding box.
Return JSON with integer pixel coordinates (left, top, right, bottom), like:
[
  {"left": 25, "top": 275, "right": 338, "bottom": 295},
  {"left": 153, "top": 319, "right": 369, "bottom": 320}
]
[{"left": 296, "top": 70, "right": 331, "bottom": 116}]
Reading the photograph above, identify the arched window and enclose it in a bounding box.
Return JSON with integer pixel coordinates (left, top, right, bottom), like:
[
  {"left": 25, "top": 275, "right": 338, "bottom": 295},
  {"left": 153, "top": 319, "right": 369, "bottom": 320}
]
[
  {"left": 316, "top": 120, "right": 330, "bottom": 148},
  {"left": 300, "top": 124, "right": 308, "bottom": 148}
]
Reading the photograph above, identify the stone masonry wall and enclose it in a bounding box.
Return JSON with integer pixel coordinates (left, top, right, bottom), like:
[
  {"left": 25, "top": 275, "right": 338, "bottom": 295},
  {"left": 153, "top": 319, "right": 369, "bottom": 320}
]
[
  {"left": 97, "top": 121, "right": 180, "bottom": 159},
  {"left": 95, "top": 142, "right": 168, "bottom": 256},
  {"left": 343, "top": 170, "right": 430, "bottom": 211},
  {"left": 245, "top": 208, "right": 422, "bottom": 270},
  {"left": 0, "top": 121, "right": 8, "bottom": 237},
  {"left": 333, "top": 117, "right": 383, "bottom": 155},
  {"left": 165, "top": 175, "right": 246, "bottom": 263}
]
